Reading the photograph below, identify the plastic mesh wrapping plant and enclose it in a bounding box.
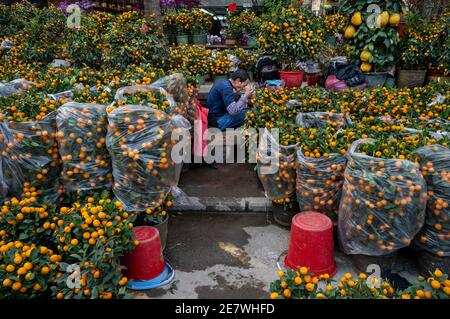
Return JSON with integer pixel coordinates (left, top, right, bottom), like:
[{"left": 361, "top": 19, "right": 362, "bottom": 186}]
[
  {"left": 0, "top": 79, "right": 34, "bottom": 97},
  {"left": 295, "top": 111, "right": 352, "bottom": 129},
  {"left": 295, "top": 112, "right": 351, "bottom": 223},
  {"left": 414, "top": 144, "right": 450, "bottom": 257},
  {"left": 56, "top": 102, "right": 112, "bottom": 192},
  {"left": 0, "top": 112, "right": 62, "bottom": 202},
  {"left": 114, "top": 73, "right": 196, "bottom": 123},
  {"left": 106, "top": 104, "right": 189, "bottom": 212},
  {"left": 296, "top": 149, "right": 346, "bottom": 224},
  {"left": 257, "top": 128, "right": 298, "bottom": 200},
  {"left": 0, "top": 128, "right": 7, "bottom": 204},
  {"left": 152, "top": 73, "right": 196, "bottom": 124},
  {"left": 338, "top": 138, "right": 427, "bottom": 256}
]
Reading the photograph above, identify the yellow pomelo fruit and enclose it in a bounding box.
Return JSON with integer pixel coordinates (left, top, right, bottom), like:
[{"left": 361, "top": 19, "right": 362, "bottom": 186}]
[
  {"left": 360, "top": 62, "right": 372, "bottom": 73},
  {"left": 377, "top": 11, "right": 390, "bottom": 27},
  {"left": 351, "top": 12, "right": 363, "bottom": 26},
  {"left": 344, "top": 25, "right": 356, "bottom": 39},
  {"left": 389, "top": 13, "right": 401, "bottom": 26},
  {"left": 360, "top": 51, "right": 372, "bottom": 62}
]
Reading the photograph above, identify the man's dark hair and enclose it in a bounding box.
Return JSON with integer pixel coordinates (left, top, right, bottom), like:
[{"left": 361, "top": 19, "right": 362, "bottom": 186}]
[{"left": 231, "top": 69, "right": 250, "bottom": 82}]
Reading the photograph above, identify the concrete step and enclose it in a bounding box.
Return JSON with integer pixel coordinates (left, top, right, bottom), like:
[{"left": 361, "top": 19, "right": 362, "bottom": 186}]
[
  {"left": 170, "top": 163, "right": 272, "bottom": 213},
  {"left": 172, "top": 195, "right": 272, "bottom": 212}
]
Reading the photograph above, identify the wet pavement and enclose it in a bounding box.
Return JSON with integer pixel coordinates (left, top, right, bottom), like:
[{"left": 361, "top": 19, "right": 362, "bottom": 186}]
[{"left": 131, "top": 211, "right": 421, "bottom": 299}]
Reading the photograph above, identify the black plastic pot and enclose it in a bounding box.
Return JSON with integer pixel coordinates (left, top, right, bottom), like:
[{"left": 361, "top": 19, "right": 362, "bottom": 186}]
[
  {"left": 416, "top": 250, "right": 450, "bottom": 275},
  {"left": 350, "top": 252, "right": 399, "bottom": 274},
  {"left": 272, "top": 202, "right": 299, "bottom": 228}
]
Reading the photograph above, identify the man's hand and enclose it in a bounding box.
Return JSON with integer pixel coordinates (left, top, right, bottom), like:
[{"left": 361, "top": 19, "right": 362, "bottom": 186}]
[{"left": 244, "top": 85, "right": 255, "bottom": 99}]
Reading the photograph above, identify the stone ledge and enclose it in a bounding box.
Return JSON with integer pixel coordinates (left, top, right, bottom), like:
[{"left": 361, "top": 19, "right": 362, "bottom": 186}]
[{"left": 171, "top": 196, "right": 272, "bottom": 212}]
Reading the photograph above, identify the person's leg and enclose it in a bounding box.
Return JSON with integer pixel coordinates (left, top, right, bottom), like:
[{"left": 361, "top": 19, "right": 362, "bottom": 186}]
[{"left": 217, "top": 110, "right": 248, "bottom": 131}]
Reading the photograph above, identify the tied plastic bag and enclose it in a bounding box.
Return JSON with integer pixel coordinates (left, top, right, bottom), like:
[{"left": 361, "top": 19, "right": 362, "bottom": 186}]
[
  {"left": 0, "top": 39, "right": 14, "bottom": 50},
  {"left": 414, "top": 144, "right": 450, "bottom": 257},
  {"left": 114, "top": 74, "right": 196, "bottom": 123},
  {"left": 114, "top": 84, "right": 177, "bottom": 114},
  {"left": 106, "top": 104, "right": 189, "bottom": 212},
  {"left": 113, "top": 74, "right": 194, "bottom": 120},
  {"left": 0, "top": 79, "right": 34, "bottom": 98},
  {"left": 151, "top": 73, "right": 196, "bottom": 124},
  {"left": 338, "top": 138, "right": 427, "bottom": 256},
  {"left": 257, "top": 128, "right": 297, "bottom": 200},
  {"left": 0, "top": 130, "right": 7, "bottom": 204},
  {"left": 49, "top": 59, "right": 71, "bottom": 68},
  {"left": 47, "top": 90, "right": 73, "bottom": 104},
  {"left": 296, "top": 112, "right": 352, "bottom": 129},
  {"left": 0, "top": 162, "right": 6, "bottom": 204},
  {"left": 296, "top": 149, "right": 346, "bottom": 223},
  {"left": 427, "top": 93, "right": 446, "bottom": 107},
  {"left": 295, "top": 112, "right": 350, "bottom": 222},
  {"left": 0, "top": 112, "right": 62, "bottom": 202},
  {"left": 325, "top": 75, "right": 348, "bottom": 91},
  {"left": 56, "top": 102, "right": 112, "bottom": 191},
  {"left": 227, "top": 53, "right": 240, "bottom": 72},
  {"left": 325, "top": 61, "right": 365, "bottom": 87}
]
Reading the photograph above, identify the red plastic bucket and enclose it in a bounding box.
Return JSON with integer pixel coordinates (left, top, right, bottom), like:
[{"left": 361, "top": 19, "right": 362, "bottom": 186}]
[
  {"left": 122, "top": 226, "right": 166, "bottom": 281},
  {"left": 279, "top": 70, "right": 304, "bottom": 88},
  {"left": 285, "top": 211, "right": 336, "bottom": 276}
]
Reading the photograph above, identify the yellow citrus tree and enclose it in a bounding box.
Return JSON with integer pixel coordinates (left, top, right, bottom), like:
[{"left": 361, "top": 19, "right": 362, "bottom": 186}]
[
  {"left": 341, "top": 0, "right": 403, "bottom": 72},
  {"left": 258, "top": 6, "right": 325, "bottom": 70}
]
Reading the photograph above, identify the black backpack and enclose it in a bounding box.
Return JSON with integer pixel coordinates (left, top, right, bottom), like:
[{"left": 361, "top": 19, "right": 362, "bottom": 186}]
[{"left": 256, "top": 54, "right": 279, "bottom": 83}]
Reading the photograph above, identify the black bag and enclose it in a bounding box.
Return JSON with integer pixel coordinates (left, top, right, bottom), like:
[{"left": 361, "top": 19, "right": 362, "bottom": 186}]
[
  {"left": 256, "top": 54, "right": 279, "bottom": 83},
  {"left": 326, "top": 62, "right": 365, "bottom": 87}
]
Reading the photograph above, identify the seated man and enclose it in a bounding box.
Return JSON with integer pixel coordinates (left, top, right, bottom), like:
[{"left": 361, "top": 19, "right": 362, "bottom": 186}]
[{"left": 206, "top": 69, "right": 255, "bottom": 131}]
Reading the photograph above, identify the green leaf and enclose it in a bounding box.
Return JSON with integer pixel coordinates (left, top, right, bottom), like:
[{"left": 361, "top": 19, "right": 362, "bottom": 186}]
[
  {"left": 103, "top": 269, "right": 116, "bottom": 283},
  {"left": 69, "top": 253, "right": 82, "bottom": 261},
  {"left": 30, "top": 247, "right": 39, "bottom": 260},
  {"left": 92, "top": 285, "right": 98, "bottom": 298},
  {"left": 18, "top": 232, "right": 28, "bottom": 240}
]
